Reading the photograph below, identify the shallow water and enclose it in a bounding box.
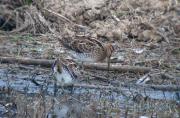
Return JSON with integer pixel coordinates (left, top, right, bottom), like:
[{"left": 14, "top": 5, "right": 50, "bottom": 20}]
[{"left": 0, "top": 66, "right": 180, "bottom": 118}]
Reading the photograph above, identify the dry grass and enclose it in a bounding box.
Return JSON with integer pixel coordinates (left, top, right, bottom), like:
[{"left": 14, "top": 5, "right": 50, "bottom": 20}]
[{"left": 0, "top": 0, "right": 180, "bottom": 117}]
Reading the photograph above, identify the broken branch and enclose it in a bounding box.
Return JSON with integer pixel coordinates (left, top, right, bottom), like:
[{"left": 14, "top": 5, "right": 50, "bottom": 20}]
[
  {"left": 0, "top": 56, "right": 53, "bottom": 67},
  {"left": 0, "top": 56, "right": 151, "bottom": 73},
  {"left": 73, "top": 83, "right": 180, "bottom": 91},
  {"left": 82, "top": 62, "right": 151, "bottom": 73}
]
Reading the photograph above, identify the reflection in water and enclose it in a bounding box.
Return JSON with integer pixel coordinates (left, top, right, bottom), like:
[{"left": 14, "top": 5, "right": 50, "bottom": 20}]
[
  {"left": 48, "top": 105, "right": 69, "bottom": 118},
  {"left": 0, "top": 67, "right": 180, "bottom": 117}
]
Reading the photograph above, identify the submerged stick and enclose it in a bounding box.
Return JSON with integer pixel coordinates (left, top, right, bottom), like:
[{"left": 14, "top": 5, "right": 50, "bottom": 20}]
[
  {"left": 0, "top": 82, "right": 179, "bottom": 97},
  {"left": 72, "top": 83, "right": 180, "bottom": 91},
  {"left": 124, "top": 84, "right": 180, "bottom": 91},
  {"left": 0, "top": 56, "right": 151, "bottom": 73}
]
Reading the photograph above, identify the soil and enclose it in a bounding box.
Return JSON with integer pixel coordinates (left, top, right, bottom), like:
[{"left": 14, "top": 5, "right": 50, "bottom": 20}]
[{"left": 0, "top": 0, "right": 180, "bottom": 117}]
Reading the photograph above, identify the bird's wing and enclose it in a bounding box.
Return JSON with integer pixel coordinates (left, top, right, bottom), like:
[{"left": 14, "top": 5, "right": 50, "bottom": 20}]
[
  {"left": 62, "top": 63, "right": 77, "bottom": 80},
  {"left": 61, "top": 36, "right": 104, "bottom": 53}
]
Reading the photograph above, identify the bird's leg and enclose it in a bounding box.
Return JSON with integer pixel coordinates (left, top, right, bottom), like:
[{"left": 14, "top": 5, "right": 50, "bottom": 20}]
[
  {"left": 76, "top": 61, "right": 83, "bottom": 70},
  {"left": 86, "top": 76, "right": 90, "bottom": 84},
  {"left": 82, "top": 61, "right": 84, "bottom": 70},
  {"left": 107, "top": 57, "right": 111, "bottom": 73},
  {"left": 81, "top": 61, "right": 90, "bottom": 83},
  {"left": 69, "top": 84, "right": 74, "bottom": 94},
  {"left": 54, "top": 79, "right": 57, "bottom": 97},
  {"left": 60, "top": 79, "right": 65, "bottom": 94},
  {"left": 61, "top": 85, "right": 65, "bottom": 94}
]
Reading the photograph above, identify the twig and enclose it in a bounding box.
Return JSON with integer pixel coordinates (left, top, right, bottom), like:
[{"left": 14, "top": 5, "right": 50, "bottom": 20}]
[
  {"left": 0, "top": 56, "right": 53, "bottom": 67},
  {"left": 161, "top": 73, "right": 177, "bottom": 80},
  {"left": 70, "top": 83, "right": 180, "bottom": 91},
  {"left": 43, "top": 8, "right": 72, "bottom": 23},
  {"left": 43, "top": 8, "right": 88, "bottom": 29},
  {"left": 131, "top": 84, "right": 180, "bottom": 91},
  {"left": 0, "top": 56, "right": 151, "bottom": 73},
  {"left": 0, "top": 82, "right": 179, "bottom": 97},
  {"left": 72, "top": 83, "right": 118, "bottom": 90},
  {"left": 80, "top": 70, "right": 110, "bottom": 82},
  {"left": 82, "top": 62, "right": 151, "bottom": 73}
]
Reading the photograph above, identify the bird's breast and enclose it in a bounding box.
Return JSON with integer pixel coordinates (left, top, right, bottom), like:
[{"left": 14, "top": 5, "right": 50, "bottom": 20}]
[
  {"left": 69, "top": 51, "right": 97, "bottom": 62},
  {"left": 55, "top": 71, "right": 73, "bottom": 85}
]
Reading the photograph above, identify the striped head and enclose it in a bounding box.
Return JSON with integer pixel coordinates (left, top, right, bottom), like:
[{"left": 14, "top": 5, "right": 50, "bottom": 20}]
[{"left": 52, "top": 58, "right": 77, "bottom": 85}]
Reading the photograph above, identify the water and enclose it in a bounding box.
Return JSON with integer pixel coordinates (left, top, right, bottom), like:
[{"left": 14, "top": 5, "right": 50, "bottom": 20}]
[{"left": 0, "top": 67, "right": 180, "bottom": 118}]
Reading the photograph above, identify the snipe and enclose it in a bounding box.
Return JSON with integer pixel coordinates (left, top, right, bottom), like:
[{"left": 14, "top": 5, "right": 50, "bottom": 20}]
[
  {"left": 52, "top": 58, "right": 77, "bottom": 86},
  {"left": 60, "top": 36, "right": 114, "bottom": 70}
]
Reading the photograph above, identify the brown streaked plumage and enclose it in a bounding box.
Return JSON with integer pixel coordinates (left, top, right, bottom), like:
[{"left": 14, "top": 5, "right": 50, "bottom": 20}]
[
  {"left": 52, "top": 58, "right": 77, "bottom": 86},
  {"left": 60, "top": 36, "right": 114, "bottom": 65}
]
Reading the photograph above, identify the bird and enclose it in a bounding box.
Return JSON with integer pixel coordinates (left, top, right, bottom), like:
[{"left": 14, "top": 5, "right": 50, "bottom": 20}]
[
  {"left": 52, "top": 58, "right": 77, "bottom": 87},
  {"left": 59, "top": 35, "right": 115, "bottom": 70}
]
